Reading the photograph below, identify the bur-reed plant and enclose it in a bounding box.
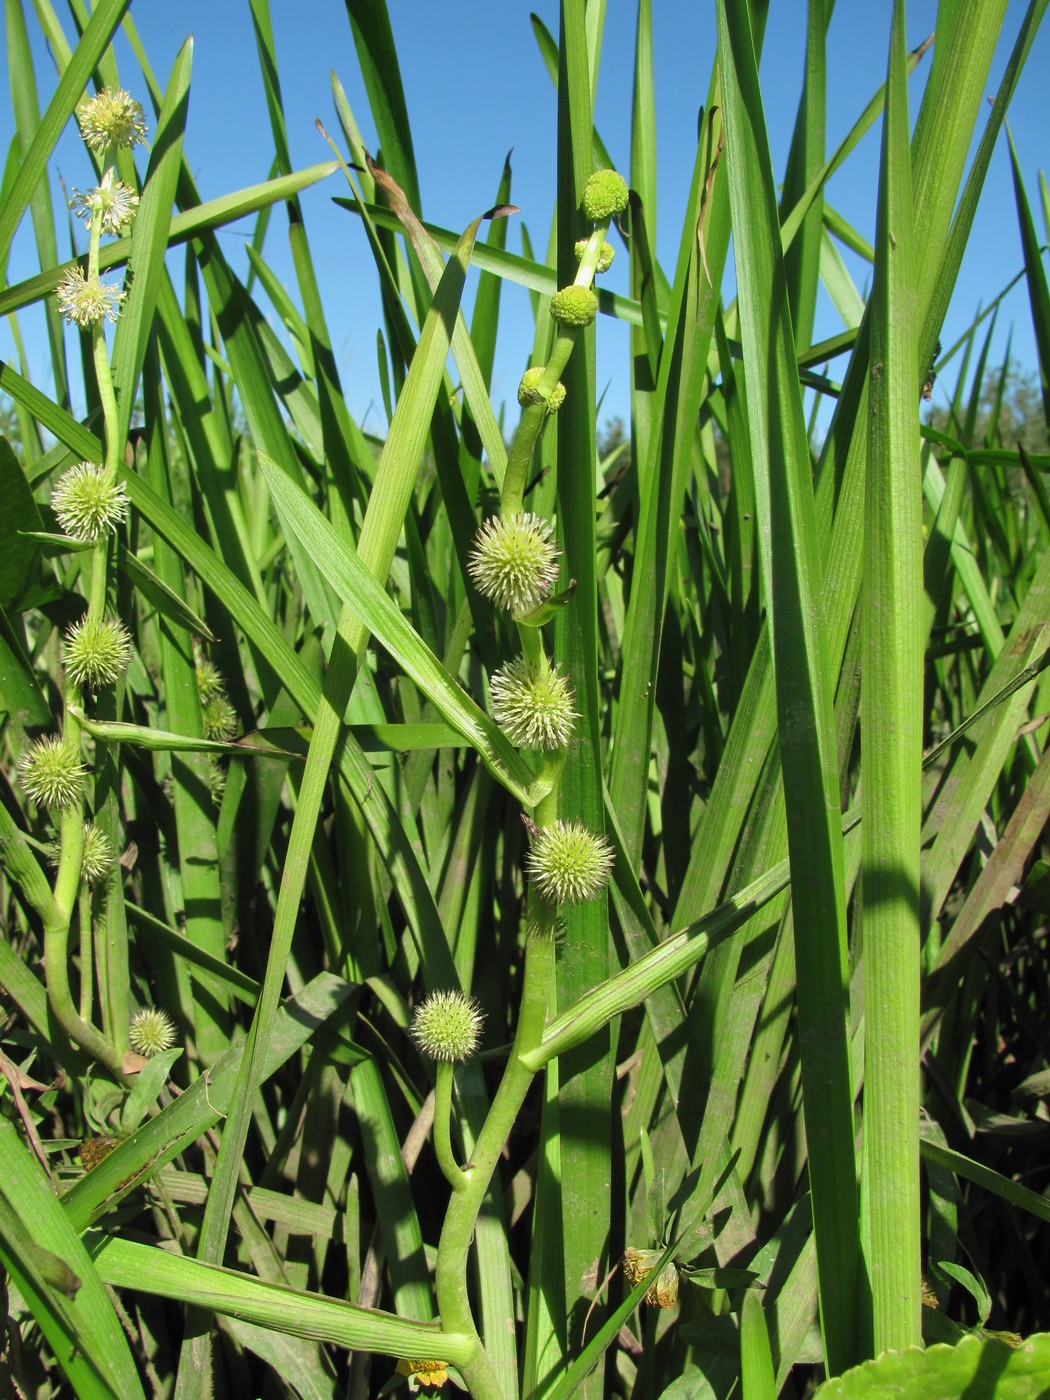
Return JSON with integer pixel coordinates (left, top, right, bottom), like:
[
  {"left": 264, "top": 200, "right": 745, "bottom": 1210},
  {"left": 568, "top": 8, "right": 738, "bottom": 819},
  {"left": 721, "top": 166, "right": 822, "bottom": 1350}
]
[{"left": 1, "top": 1, "right": 1049, "bottom": 1397}]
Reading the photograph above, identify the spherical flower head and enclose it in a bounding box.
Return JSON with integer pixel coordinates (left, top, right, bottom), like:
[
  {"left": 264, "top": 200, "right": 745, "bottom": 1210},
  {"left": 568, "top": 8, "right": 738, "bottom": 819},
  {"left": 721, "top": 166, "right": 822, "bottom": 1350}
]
[
  {"left": 202, "top": 692, "right": 238, "bottom": 742},
  {"left": 527, "top": 819, "right": 614, "bottom": 905},
  {"left": 194, "top": 658, "right": 226, "bottom": 704},
  {"left": 550, "top": 284, "right": 598, "bottom": 329},
  {"left": 467, "top": 512, "right": 560, "bottom": 617},
  {"left": 203, "top": 757, "right": 227, "bottom": 807},
  {"left": 411, "top": 990, "right": 484, "bottom": 1063},
  {"left": 491, "top": 656, "right": 576, "bottom": 751},
  {"left": 64, "top": 615, "right": 131, "bottom": 689},
  {"left": 51, "top": 462, "right": 129, "bottom": 542},
  {"left": 396, "top": 1358, "right": 449, "bottom": 1390},
  {"left": 582, "top": 169, "right": 629, "bottom": 221},
  {"left": 76, "top": 87, "right": 147, "bottom": 154},
  {"left": 128, "top": 1006, "right": 176, "bottom": 1058},
  {"left": 574, "top": 237, "right": 615, "bottom": 274},
  {"left": 46, "top": 822, "right": 116, "bottom": 886},
  {"left": 517, "top": 366, "right": 566, "bottom": 413},
  {"left": 71, "top": 169, "right": 139, "bottom": 237},
  {"left": 55, "top": 266, "right": 126, "bottom": 327},
  {"left": 18, "top": 737, "right": 86, "bottom": 812},
  {"left": 623, "top": 1248, "right": 680, "bottom": 1307}
]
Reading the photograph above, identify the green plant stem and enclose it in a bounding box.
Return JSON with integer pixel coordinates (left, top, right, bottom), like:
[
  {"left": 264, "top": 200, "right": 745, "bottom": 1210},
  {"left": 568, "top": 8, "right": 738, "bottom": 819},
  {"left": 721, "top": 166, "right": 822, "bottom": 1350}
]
[
  {"left": 435, "top": 930, "right": 556, "bottom": 1398},
  {"left": 433, "top": 1061, "right": 469, "bottom": 1193},
  {"left": 500, "top": 220, "right": 610, "bottom": 514}
]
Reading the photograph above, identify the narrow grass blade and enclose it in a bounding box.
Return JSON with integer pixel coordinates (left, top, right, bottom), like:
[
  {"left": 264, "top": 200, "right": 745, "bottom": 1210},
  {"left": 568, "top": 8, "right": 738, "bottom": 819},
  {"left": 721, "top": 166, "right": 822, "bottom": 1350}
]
[
  {"left": 715, "top": 0, "right": 860, "bottom": 1370},
  {"left": 860, "top": 0, "right": 923, "bottom": 1353},
  {"left": 0, "top": 1117, "right": 146, "bottom": 1400}
]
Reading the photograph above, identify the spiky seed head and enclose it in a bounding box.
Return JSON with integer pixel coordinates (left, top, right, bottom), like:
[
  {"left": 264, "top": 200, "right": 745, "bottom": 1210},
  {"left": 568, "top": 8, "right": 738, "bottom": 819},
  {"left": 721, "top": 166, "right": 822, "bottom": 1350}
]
[
  {"left": 623, "top": 1248, "right": 680, "bottom": 1307},
  {"left": 51, "top": 463, "right": 128, "bottom": 542},
  {"left": 76, "top": 87, "right": 148, "bottom": 153},
  {"left": 467, "top": 512, "right": 560, "bottom": 617},
  {"left": 80, "top": 823, "right": 116, "bottom": 885},
  {"left": 490, "top": 656, "right": 576, "bottom": 751},
  {"left": 410, "top": 990, "right": 484, "bottom": 1063},
  {"left": 194, "top": 658, "right": 226, "bottom": 704},
  {"left": 46, "top": 822, "right": 116, "bottom": 886},
  {"left": 517, "top": 366, "right": 566, "bottom": 412},
  {"left": 203, "top": 757, "right": 227, "bottom": 807},
  {"left": 582, "top": 168, "right": 629, "bottom": 221},
  {"left": 71, "top": 169, "right": 139, "bottom": 237},
  {"left": 202, "top": 693, "right": 237, "bottom": 742},
  {"left": 549, "top": 284, "right": 599, "bottom": 329},
  {"left": 128, "top": 1007, "right": 176, "bottom": 1058},
  {"left": 574, "top": 237, "right": 614, "bottom": 273},
  {"left": 55, "top": 266, "right": 126, "bottom": 327},
  {"left": 64, "top": 615, "right": 131, "bottom": 689},
  {"left": 18, "top": 738, "right": 86, "bottom": 811},
  {"left": 526, "top": 819, "right": 614, "bottom": 905},
  {"left": 395, "top": 1358, "right": 450, "bottom": 1389}
]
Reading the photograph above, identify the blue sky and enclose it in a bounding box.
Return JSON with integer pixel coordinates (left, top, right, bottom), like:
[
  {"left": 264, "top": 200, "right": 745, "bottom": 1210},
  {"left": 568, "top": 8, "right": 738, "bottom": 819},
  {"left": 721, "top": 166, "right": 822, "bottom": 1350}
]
[{"left": 2, "top": 2, "right": 1048, "bottom": 435}]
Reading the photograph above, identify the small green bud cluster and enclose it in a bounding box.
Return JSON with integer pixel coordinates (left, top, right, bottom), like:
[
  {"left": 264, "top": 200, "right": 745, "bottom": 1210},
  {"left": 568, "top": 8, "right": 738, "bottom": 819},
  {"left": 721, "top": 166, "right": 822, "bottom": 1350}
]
[
  {"left": 582, "top": 169, "right": 629, "bottom": 222},
  {"left": 574, "top": 237, "right": 614, "bottom": 273},
  {"left": 517, "top": 366, "right": 566, "bottom": 412},
  {"left": 550, "top": 284, "right": 599, "bottom": 329}
]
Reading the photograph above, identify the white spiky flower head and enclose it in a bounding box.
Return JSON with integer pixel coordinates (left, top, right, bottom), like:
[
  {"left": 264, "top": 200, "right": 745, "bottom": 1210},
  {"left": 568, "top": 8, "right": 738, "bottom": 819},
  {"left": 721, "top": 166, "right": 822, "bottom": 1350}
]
[
  {"left": 76, "top": 87, "right": 147, "bottom": 153},
  {"left": 71, "top": 169, "right": 139, "bottom": 237},
  {"left": 526, "top": 819, "right": 614, "bottom": 905},
  {"left": 490, "top": 656, "right": 576, "bottom": 751},
  {"left": 128, "top": 1007, "right": 176, "bottom": 1058},
  {"left": 64, "top": 615, "right": 132, "bottom": 689},
  {"left": 18, "top": 737, "right": 86, "bottom": 812},
  {"left": 55, "top": 266, "right": 125, "bottom": 327},
  {"left": 467, "top": 512, "right": 560, "bottom": 617},
  {"left": 51, "top": 463, "right": 128, "bottom": 542},
  {"left": 411, "top": 990, "right": 484, "bottom": 1063}
]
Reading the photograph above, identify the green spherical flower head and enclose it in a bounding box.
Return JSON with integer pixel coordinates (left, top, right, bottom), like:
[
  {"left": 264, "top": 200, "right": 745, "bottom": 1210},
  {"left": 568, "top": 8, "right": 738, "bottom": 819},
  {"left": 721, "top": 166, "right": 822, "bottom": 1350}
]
[
  {"left": 18, "top": 737, "right": 86, "bottom": 812},
  {"left": 491, "top": 657, "right": 576, "bottom": 751},
  {"left": 517, "top": 366, "right": 567, "bottom": 412},
  {"left": 468, "top": 512, "right": 560, "bottom": 616},
  {"left": 411, "top": 990, "right": 484, "bottom": 1063},
  {"left": 194, "top": 658, "right": 226, "bottom": 704},
  {"left": 46, "top": 822, "right": 116, "bottom": 886},
  {"left": 80, "top": 823, "right": 116, "bottom": 886},
  {"left": 64, "top": 615, "right": 131, "bottom": 689},
  {"left": 202, "top": 693, "right": 238, "bottom": 742},
  {"left": 55, "top": 267, "right": 126, "bottom": 327},
  {"left": 527, "top": 819, "right": 614, "bottom": 905},
  {"left": 52, "top": 462, "right": 129, "bottom": 542},
  {"left": 550, "top": 284, "right": 599, "bottom": 329},
  {"left": 128, "top": 1007, "right": 176, "bottom": 1058},
  {"left": 574, "top": 237, "right": 615, "bottom": 274},
  {"left": 582, "top": 169, "right": 629, "bottom": 221},
  {"left": 76, "top": 87, "right": 148, "bottom": 153}
]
